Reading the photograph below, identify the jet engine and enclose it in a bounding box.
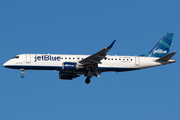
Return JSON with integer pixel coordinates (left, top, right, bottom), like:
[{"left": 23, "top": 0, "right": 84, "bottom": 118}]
[{"left": 59, "top": 71, "right": 79, "bottom": 80}]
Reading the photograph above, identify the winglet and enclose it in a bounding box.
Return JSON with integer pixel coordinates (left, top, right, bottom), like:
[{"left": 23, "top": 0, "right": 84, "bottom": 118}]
[{"left": 107, "top": 40, "right": 116, "bottom": 49}]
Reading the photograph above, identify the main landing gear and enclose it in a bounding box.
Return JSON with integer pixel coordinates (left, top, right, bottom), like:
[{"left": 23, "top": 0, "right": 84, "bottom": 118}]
[
  {"left": 85, "top": 69, "right": 93, "bottom": 84},
  {"left": 85, "top": 77, "right": 91, "bottom": 84},
  {"left": 20, "top": 69, "right": 25, "bottom": 78}
]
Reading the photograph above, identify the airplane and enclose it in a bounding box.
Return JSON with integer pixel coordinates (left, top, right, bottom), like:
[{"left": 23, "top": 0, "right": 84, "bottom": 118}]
[{"left": 3, "top": 33, "right": 177, "bottom": 84}]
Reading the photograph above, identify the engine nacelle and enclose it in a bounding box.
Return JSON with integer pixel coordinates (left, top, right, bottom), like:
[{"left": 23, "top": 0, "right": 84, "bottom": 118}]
[
  {"left": 62, "top": 62, "right": 83, "bottom": 70},
  {"left": 59, "top": 72, "right": 79, "bottom": 80}
]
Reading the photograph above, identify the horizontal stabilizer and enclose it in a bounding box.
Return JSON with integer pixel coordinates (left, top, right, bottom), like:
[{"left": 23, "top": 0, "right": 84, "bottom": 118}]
[{"left": 156, "top": 52, "right": 177, "bottom": 62}]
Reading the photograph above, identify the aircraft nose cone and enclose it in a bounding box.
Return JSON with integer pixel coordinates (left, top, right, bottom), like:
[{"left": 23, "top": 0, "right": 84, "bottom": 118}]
[{"left": 3, "top": 61, "right": 9, "bottom": 67}]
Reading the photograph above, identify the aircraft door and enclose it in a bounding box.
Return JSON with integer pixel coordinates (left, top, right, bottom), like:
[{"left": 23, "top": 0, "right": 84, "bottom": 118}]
[
  {"left": 135, "top": 56, "right": 140, "bottom": 66},
  {"left": 26, "top": 54, "right": 31, "bottom": 63}
]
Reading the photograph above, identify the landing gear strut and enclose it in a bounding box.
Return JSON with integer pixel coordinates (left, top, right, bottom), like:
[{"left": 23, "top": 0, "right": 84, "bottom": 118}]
[
  {"left": 20, "top": 69, "right": 25, "bottom": 78},
  {"left": 85, "top": 77, "right": 91, "bottom": 84}
]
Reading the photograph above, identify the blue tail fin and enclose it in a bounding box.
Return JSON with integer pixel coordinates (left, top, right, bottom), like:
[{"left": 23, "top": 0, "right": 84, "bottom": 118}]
[{"left": 141, "top": 33, "right": 174, "bottom": 58}]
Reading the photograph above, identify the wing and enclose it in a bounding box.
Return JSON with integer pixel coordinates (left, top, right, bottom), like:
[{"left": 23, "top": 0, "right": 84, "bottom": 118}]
[{"left": 79, "top": 40, "right": 116, "bottom": 65}]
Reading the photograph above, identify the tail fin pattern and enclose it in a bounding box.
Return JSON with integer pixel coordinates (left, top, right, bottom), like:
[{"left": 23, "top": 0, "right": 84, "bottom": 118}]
[{"left": 141, "top": 33, "right": 174, "bottom": 58}]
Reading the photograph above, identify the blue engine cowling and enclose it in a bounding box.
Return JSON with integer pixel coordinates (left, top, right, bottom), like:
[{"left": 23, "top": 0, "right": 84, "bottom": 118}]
[
  {"left": 59, "top": 72, "right": 79, "bottom": 80},
  {"left": 62, "top": 62, "right": 79, "bottom": 70}
]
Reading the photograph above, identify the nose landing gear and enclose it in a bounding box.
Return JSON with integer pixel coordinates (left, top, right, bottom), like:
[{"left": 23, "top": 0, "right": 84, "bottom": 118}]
[{"left": 20, "top": 69, "right": 25, "bottom": 78}]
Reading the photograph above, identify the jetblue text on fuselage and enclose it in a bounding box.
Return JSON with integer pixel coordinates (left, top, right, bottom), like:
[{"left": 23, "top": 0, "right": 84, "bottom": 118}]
[{"left": 34, "top": 55, "right": 61, "bottom": 62}]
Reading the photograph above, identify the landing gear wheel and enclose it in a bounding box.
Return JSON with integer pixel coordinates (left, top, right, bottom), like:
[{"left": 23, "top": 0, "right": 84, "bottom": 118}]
[
  {"left": 21, "top": 74, "right": 24, "bottom": 78},
  {"left": 20, "top": 69, "right": 25, "bottom": 78},
  {"left": 85, "top": 77, "right": 91, "bottom": 84}
]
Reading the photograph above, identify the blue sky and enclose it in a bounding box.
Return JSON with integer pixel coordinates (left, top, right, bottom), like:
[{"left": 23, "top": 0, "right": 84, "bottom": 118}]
[{"left": 0, "top": 0, "right": 180, "bottom": 120}]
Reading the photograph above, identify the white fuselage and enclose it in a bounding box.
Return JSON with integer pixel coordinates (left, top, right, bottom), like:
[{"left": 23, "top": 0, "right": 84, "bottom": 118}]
[{"left": 3, "top": 54, "right": 172, "bottom": 73}]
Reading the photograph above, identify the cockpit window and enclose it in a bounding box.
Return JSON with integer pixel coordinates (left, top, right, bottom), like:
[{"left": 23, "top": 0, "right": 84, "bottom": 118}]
[{"left": 12, "top": 56, "right": 19, "bottom": 59}]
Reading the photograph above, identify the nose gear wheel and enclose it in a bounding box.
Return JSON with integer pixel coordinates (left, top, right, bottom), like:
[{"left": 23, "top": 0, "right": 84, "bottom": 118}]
[{"left": 20, "top": 69, "right": 25, "bottom": 78}]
